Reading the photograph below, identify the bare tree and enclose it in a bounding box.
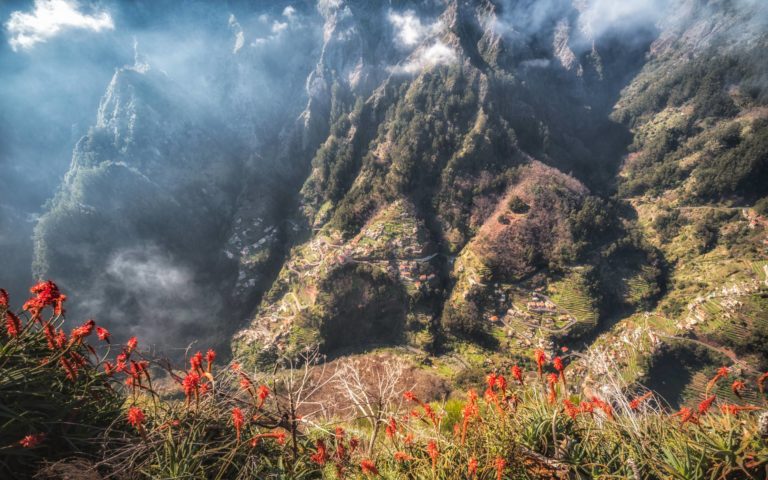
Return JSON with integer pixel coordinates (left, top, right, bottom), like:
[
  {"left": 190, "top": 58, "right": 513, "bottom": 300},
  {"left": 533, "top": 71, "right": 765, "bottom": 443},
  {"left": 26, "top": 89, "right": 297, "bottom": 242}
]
[{"left": 333, "top": 356, "right": 405, "bottom": 454}]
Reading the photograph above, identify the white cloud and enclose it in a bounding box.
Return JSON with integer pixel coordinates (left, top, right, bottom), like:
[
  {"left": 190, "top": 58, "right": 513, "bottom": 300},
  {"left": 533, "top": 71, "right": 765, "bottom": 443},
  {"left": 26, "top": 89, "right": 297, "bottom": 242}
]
[
  {"left": 388, "top": 10, "right": 441, "bottom": 48},
  {"left": 391, "top": 41, "right": 457, "bottom": 74},
  {"left": 271, "top": 21, "right": 288, "bottom": 34},
  {"left": 282, "top": 6, "right": 296, "bottom": 19},
  {"left": 5, "top": 0, "right": 114, "bottom": 51},
  {"left": 577, "top": 0, "right": 666, "bottom": 39}
]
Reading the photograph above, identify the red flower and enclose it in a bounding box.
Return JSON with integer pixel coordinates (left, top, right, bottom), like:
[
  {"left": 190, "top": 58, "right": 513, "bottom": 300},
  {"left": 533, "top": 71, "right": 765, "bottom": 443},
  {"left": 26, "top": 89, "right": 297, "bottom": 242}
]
[
  {"left": 461, "top": 389, "right": 479, "bottom": 444},
  {"left": 240, "top": 377, "right": 252, "bottom": 392},
  {"left": 385, "top": 417, "right": 397, "bottom": 439},
  {"left": 672, "top": 406, "right": 697, "bottom": 425},
  {"left": 494, "top": 456, "right": 506, "bottom": 480},
  {"left": 311, "top": 439, "right": 329, "bottom": 465},
  {"left": 5, "top": 311, "right": 21, "bottom": 337},
  {"left": 96, "top": 326, "right": 110, "bottom": 342},
  {"left": 706, "top": 366, "right": 729, "bottom": 393},
  {"left": 206, "top": 349, "right": 216, "bottom": 371},
  {"left": 249, "top": 431, "right": 287, "bottom": 447},
  {"left": 426, "top": 440, "right": 439, "bottom": 470},
  {"left": 468, "top": 457, "right": 478, "bottom": 477},
  {"left": 70, "top": 319, "right": 95, "bottom": 342},
  {"left": 60, "top": 357, "right": 77, "bottom": 380},
  {"left": 232, "top": 407, "right": 245, "bottom": 441},
  {"left": 535, "top": 349, "right": 547, "bottom": 379},
  {"left": 731, "top": 380, "right": 746, "bottom": 399},
  {"left": 103, "top": 361, "right": 115, "bottom": 376},
  {"left": 43, "top": 322, "right": 56, "bottom": 349},
  {"left": 0, "top": 288, "right": 8, "bottom": 308},
  {"left": 403, "top": 390, "right": 419, "bottom": 403},
  {"left": 547, "top": 373, "right": 558, "bottom": 404},
  {"left": 494, "top": 374, "right": 507, "bottom": 393},
  {"left": 127, "top": 407, "right": 145, "bottom": 430},
  {"left": 698, "top": 395, "right": 716, "bottom": 415},
  {"left": 394, "top": 451, "right": 413, "bottom": 462},
  {"left": 126, "top": 337, "right": 138, "bottom": 354},
  {"left": 360, "top": 459, "right": 378, "bottom": 476},
  {"left": 182, "top": 372, "right": 201, "bottom": 400},
  {"left": 19, "top": 433, "right": 45, "bottom": 448},
  {"left": 190, "top": 351, "right": 203, "bottom": 372},
  {"left": 720, "top": 403, "right": 760, "bottom": 416},
  {"left": 55, "top": 329, "right": 66, "bottom": 349},
  {"left": 563, "top": 399, "right": 580, "bottom": 419},
  {"left": 553, "top": 356, "right": 564, "bottom": 373},
  {"left": 256, "top": 385, "right": 270, "bottom": 408},
  {"left": 511, "top": 365, "right": 524, "bottom": 386},
  {"left": 628, "top": 391, "right": 653, "bottom": 411},
  {"left": 486, "top": 372, "right": 497, "bottom": 390},
  {"left": 24, "top": 281, "right": 66, "bottom": 319},
  {"left": 591, "top": 397, "right": 613, "bottom": 419}
]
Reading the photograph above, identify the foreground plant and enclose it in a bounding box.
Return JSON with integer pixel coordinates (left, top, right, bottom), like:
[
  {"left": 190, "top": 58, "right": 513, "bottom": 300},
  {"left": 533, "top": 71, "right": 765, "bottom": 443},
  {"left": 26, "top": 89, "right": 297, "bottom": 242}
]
[{"left": 2, "top": 281, "right": 768, "bottom": 479}]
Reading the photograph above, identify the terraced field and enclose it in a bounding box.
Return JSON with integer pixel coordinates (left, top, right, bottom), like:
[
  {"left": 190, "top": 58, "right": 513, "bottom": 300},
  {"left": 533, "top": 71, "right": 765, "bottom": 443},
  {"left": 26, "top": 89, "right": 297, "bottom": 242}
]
[{"left": 548, "top": 269, "right": 599, "bottom": 333}]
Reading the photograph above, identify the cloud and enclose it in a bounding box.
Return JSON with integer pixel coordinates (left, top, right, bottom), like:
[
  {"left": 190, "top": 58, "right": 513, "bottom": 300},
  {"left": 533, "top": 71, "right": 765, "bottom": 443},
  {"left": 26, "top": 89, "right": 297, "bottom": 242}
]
[
  {"left": 391, "top": 41, "right": 457, "bottom": 74},
  {"left": 282, "top": 6, "right": 296, "bottom": 19},
  {"left": 388, "top": 9, "right": 441, "bottom": 48},
  {"left": 271, "top": 21, "right": 288, "bottom": 34},
  {"left": 5, "top": 0, "right": 114, "bottom": 51},
  {"left": 577, "top": 0, "right": 667, "bottom": 39}
]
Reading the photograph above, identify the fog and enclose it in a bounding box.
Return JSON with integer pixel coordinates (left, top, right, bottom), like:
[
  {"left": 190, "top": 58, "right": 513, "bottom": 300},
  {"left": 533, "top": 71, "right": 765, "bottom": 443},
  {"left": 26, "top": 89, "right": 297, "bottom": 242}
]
[{"left": 0, "top": 0, "right": 321, "bottom": 351}]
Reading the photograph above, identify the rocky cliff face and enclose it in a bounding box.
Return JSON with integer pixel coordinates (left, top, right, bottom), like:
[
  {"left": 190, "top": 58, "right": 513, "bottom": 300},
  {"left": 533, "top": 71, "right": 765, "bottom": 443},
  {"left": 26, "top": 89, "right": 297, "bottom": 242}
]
[{"left": 34, "top": 0, "right": 768, "bottom": 403}]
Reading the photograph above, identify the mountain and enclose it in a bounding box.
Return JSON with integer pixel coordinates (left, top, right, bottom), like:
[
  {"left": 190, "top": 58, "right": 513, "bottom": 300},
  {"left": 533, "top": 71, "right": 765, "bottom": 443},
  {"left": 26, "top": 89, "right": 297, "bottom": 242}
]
[{"left": 33, "top": 0, "right": 767, "bottom": 406}]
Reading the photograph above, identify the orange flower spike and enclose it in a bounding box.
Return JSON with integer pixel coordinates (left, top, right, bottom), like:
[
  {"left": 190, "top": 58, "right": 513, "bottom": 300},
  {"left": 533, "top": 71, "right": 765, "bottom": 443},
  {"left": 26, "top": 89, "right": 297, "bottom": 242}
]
[
  {"left": 511, "top": 365, "right": 524, "bottom": 386},
  {"left": 70, "top": 319, "right": 95, "bottom": 343},
  {"left": 461, "top": 389, "right": 479, "bottom": 444},
  {"left": 698, "top": 395, "right": 716, "bottom": 415},
  {"left": 360, "top": 459, "right": 378, "bottom": 476},
  {"left": 547, "top": 373, "right": 558, "bottom": 404},
  {"left": 310, "top": 439, "right": 329, "bottom": 465},
  {"left": 394, "top": 451, "right": 413, "bottom": 462},
  {"left": 205, "top": 349, "right": 216, "bottom": 372},
  {"left": 232, "top": 407, "right": 245, "bottom": 441},
  {"left": 731, "top": 380, "right": 746, "bottom": 399},
  {"left": 629, "top": 391, "right": 653, "bottom": 411},
  {"left": 495, "top": 374, "right": 508, "bottom": 394},
  {"left": 591, "top": 397, "right": 613, "bottom": 419},
  {"left": 403, "top": 390, "right": 419, "bottom": 403},
  {"left": 96, "top": 326, "right": 110, "bottom": 342},
  {"left": 468, "top": 457, "right": 478, "bottom": 477},
  {"left": 126, "top": 336, "right": 138, "bottom": 354},
  {"left": 486, "top": 372, "right": 498, "bottom": 390},
  {"left": 190, "top": 351, "right": 203, "bottom": 373},
  {"left": 672, "top": 406, "right": 697, "bottom": 425},
  {"left": 757, "top": 372, "right": 768, "bottom": 395},
  {"left": 426, "top": 440, "right": 439, "bottom": 470},
  {"left": 127, "top": 406, "right": 146, "bottom": 431},
  {"left": 256, "top": 385, "right": 270, "bottom": 409},
  {"left": 494, "top": 456, "right": 506, "bottom": 480},
  {"left": 18, "top": 433, "right": 45, "bottom": 448},
  {"left": 385, "top": 417, "right": 397, "bottom": 439},
  {"left": 535, "top": 349, "right": 547, "bottom": 379},
  {"left": 182, "top": 372, "right": 201, "bottom": 401},
  {"left": 563, "top": 399, "right": 579, "bottom": 419},
  {"left": 4, "top": 311, "right": 21, "bottom": 337},
  {"left": 706, "top": 366, "right": 729, "bottom": 393}
]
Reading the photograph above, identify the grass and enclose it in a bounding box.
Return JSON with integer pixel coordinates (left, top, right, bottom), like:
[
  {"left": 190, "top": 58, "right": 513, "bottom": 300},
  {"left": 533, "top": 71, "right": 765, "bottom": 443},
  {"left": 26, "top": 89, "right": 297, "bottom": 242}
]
[{"left": 3, "top": 281, "right": 768, "bottom": 479}]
